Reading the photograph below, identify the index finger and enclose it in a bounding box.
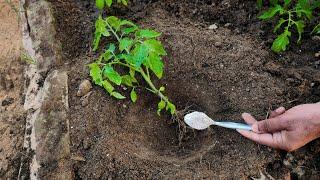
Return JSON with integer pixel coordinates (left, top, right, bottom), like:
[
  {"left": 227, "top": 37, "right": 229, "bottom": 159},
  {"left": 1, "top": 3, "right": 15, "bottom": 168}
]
[{"left": 237, "top": 129, "right": 280, "bottom": 149}]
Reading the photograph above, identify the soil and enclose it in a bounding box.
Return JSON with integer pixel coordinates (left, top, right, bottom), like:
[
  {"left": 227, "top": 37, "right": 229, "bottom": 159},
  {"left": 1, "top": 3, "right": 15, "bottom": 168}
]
[
  {"left": 0, "top": 0, "right": 26, "bottom": 179},
  {"left": 46, "top": 0, "right": 320, "bottom": 179},
  {"left": 1, "top": 0, "right": 320, "bottom": 179}
]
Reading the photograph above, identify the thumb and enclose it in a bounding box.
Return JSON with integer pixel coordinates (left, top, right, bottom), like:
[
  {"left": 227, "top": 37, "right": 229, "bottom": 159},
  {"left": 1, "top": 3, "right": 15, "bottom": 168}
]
[{"left": 252, "top": 116, "right": 288, "bottom": 133}]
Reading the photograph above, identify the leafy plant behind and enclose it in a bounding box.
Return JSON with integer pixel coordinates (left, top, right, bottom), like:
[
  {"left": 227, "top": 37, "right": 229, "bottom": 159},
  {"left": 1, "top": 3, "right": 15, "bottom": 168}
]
[
  {"left": 258, "top": 0, "right": 320, "bottom": 53},
  {"left": 96, "top": 0, "right": 128, "bottom": 10},
  {"left": 90, "top": 15, "right": 176, "bottom": 115}
]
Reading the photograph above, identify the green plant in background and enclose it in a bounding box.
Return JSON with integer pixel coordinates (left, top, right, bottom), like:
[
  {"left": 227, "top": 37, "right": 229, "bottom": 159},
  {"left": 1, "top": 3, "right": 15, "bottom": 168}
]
[
  {"left": 95, "top": 0, "right": 128, "bottom": 10},
  {"left": 90, "top": 15, "right": 176, "bottom": 115},
  {"left": 312, "top": 23, "right": 320, "bottom": 34},
  {"left": 258, "top": 0, "right": 320, "bottom": 53}
]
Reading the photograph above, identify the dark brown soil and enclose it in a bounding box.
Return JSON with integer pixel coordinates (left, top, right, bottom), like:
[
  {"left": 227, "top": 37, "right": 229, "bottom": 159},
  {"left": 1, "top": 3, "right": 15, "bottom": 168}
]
[{"left": 49, "top": 0, "right": 320, "bottom": 179}]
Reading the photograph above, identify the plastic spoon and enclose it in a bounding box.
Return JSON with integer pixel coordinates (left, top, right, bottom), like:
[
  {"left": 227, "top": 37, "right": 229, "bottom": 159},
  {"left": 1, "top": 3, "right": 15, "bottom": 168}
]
[{"left": 184, "top": 111, "right": 252, "bottom": 131}]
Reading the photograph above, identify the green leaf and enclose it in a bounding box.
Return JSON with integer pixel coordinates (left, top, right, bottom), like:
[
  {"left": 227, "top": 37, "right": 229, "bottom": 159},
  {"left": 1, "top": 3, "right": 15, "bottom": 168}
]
[
  {"left": 295, "top": 0, "right": 313, "bottom": 20},
  {"left": 284, "top": 0, "right": 291, "bottom": 6},
  {"left": 102, "top": 80, "right": 114, "bottom": 93},
  {"left": 271, "top": 30, "right": 291, "bottom": 53},
  {"left": 93, "top": 16, "right": 109, "bottom": 51},
  {"left": 102, "top": 50, "right": 113, "bottom": 62},
  {"left": 144, "top": 39, "right": 167, "bottom": 56},
  {"left": 130, "top": 89, "right": 137, "bottom": 102},
  {"left": 96, "top": 0, "right": 105, "bottom": 10},
  {"left": 108, "top": 43, "right": 116, "bottom": 52},
  {"left": 105, "top": 0, "right": 112, "bottom": 7},
  {"left": 132, "top": 44, "right": 148, "bottom": 68},
  {"left": 166, "top": 102, "right": 176, "bottom": 115},
  {"left": 119, "top": 38, "right": 133, "bottom": 52},
  {"left": 122, "top": 27, "right": 138, "bottom": 35},
  {"left": 103, "top": 65, "right": 122, "bottom": 85},
  {"left": 89, "top": 63, "right": 103, "bottom": 85},
  {"left": 273, "top": 18, "right": 287, "bottom": 33},
  {"left": 294, "top": 20, "right": 305, "bottom": 43},
  {"left": 120, "top": 20, "right": 136, "bottom": 27},
  {"left": 157, "top": 100, "right": 166, "bottom": 115},
  {"left": 106, "top": 16, "right": 121, "bottom": 30},
  {"left": 258, "top": 5, "right": 284, "bottom": 20},
  {"left": 136, "top": 29, "right": 161, "bottom": 38},
  {"left": 146, "top": 53, "right": 164, "bottom": 79},
  {"left": 312, "top": 23, "right": 320, "bottom": 34},
  {"left": 121, "top": 0, "right": 128, "bottom": 5},
  {"left": 121, "top": 75, "right": 137, "bottom": 86},
  {"left": 111, "top": 92, "right": 126, "bottom": 99}
]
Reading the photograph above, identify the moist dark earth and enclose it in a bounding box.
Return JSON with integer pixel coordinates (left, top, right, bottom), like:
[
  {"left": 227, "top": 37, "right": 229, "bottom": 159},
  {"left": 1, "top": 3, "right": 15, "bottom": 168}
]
[{"left": 46, "top": 0, "right": 320, "bottom": 179}]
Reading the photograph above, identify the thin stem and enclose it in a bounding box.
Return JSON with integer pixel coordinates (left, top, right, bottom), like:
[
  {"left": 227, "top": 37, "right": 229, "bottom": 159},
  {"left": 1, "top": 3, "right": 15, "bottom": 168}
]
[{"left": 105, "top": 22, "right": 121, "bottom": 42}]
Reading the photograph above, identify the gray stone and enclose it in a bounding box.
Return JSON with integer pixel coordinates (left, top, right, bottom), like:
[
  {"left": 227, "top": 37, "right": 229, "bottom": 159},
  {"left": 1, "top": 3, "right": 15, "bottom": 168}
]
[{"left": 208, "top": 24, "right": 218, "bottom": 30}]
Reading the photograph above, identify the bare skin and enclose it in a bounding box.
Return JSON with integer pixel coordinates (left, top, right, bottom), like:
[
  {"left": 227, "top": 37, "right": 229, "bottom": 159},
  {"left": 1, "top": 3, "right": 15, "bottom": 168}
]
[{"left": 237, "top": 103, "right": 320, "bottom": 151}]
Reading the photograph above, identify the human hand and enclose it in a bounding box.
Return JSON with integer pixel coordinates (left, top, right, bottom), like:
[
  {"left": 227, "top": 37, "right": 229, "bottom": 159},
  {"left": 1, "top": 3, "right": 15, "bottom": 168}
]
[{"left": 237, "top": 103, "right": 320, "bottom": 151}]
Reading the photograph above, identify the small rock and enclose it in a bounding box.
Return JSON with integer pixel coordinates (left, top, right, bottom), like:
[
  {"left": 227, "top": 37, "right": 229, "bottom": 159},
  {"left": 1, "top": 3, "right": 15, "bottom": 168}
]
[
  {"left": 2, "top": 97, "right": 14, "bottom": 106},
  {"left": 311, "top": 82, "right": 315, "bottom": 87},
  {"left": 208, "top": 24, "right": 218, "bottom": 30},
  {"left": 224, "top": 23, "right": 232, "bottom": 27},
  {"left": 77, "top": 80, "right": 92, "bottom": 97},
  {"left": 312, "top": 36, "right": 320, "bottom": 41},
  {"left": 245, "top": 87, "right": 250, "bottom": 92},
  {"left": 214, "top": 42, "right": 222, "bottom": 47},
  {"left": 315, "top": 52, "right": 320, "bottom": 58}
]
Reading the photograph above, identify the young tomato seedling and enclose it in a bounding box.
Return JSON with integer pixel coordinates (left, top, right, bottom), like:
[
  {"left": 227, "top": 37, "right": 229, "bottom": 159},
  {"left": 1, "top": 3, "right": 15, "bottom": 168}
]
[
  {"left": 90, "top": 15, "right": 176, "bottom": 115},
  {"left": 258, "top": 0, "right": 319, "bottom": 53}
]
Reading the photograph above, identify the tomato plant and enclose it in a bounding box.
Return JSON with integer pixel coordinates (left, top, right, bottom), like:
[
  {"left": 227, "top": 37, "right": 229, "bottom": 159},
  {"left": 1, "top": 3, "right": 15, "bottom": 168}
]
[
  {"left": 90, "top": 13, "right": 176, "bottom": 115},
  {"left": 258, "top": 0, "right": 320, "bottom": 53}
]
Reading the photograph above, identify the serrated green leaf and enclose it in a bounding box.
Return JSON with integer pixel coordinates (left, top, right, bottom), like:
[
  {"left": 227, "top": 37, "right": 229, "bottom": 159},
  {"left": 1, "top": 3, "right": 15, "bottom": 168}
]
[
  {"left": 106, "top": 16, "right": 121, "bottom": 30},
  {"left": 273, "top": 18, "right": 287, "bottom": 33},
  {"left": 103, "top": 65, "right": 122, "bottom": 85},
  {"left": 294, "top": 20, "right": 305, "bottom": 43},
  {"left": 271, "top": 30, "right": 291, "bottom": 53},
  {"left": 258, "top": 5, "right": 284, "bottom": 20},
  {"left": 146, "top": 53, "right": 164, "bottom": 79},
  {"left": 130, "top": 89, "right": 137, "bottom": 102},
  {"left": 132, "top": 44, "right": 148, "bottom": 68},
  {"left": 96, "top": 0, "right": 105, "bottom": 10},
  {"left": 93, "top": 16, "right": 109, "bottom": 51},
  {"left": 136, "top": 29, "right": 161, "bottom": 38},
  {"left": 102, "top": 50, "right": 113, "bottom": 62},
  {"left": 89, "top": 63, "right": 103, "bottom": 85},
  {"left": 102, "top": 80, "right": 114, "bottom": 93},
  {"left": 122, "top": 75, "right": 137, "bottom": 86},
  {"left": 119, "top": 38, "right": 133, "bottom": 52},
  {"left": 122, "top": 26, "right": 138, "bottom": 35},
  {"left": 111, "top": 92, "right": 126, "bottom": 99},
  {"left": 120, "top": 20, "right": 136, "bottom": 27},
  {"left": 144, "top": 39, "right": 167, "bottom": 56},
  {"left": 105, "top": 0, "right": 112, "bottom": 7}
]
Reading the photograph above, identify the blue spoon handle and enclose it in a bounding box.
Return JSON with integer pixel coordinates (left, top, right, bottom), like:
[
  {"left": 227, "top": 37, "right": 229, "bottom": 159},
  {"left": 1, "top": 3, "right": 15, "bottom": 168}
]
[{"left": 214, "top": 121, "right": 252, "bottom": 131}]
